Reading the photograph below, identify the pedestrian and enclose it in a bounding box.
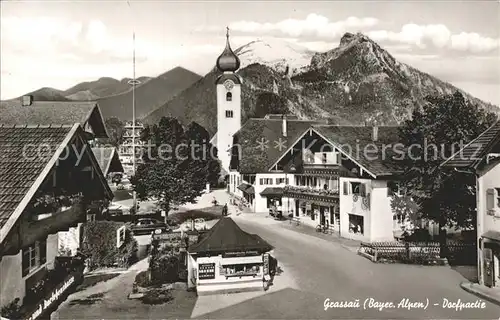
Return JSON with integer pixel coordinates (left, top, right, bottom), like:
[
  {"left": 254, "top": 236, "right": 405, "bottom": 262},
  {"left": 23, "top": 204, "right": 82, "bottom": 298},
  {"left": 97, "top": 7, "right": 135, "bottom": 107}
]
[{"left": 222, "top": 203, "right": 228, "bottom": 216}]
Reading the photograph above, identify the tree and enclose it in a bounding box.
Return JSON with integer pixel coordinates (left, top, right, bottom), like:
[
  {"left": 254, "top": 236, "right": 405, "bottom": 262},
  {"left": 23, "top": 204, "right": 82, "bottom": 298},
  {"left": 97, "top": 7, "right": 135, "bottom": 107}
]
[
  {"left": 395, "top": 91, "right": 496, "bottom": 251},
  {"left": 185, "top": 121, "right": 221, "bottom": 187},
  {"left": 130, "top": 117, "right": 219, "bottom": 222},
  {"left": 103, "top": 117, "right": 125, "bottom": 147}
]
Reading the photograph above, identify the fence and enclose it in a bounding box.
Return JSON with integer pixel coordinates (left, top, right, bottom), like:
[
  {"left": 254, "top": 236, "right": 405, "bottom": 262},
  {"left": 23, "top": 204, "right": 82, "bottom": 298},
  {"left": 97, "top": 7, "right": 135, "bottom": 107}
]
[{"left": 358, "top": 240, "right": 476, "bottom": 265}]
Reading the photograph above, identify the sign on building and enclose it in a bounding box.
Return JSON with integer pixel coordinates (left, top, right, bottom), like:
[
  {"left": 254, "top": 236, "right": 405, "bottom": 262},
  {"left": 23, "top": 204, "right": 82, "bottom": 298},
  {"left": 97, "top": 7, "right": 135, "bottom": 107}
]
[
  {"left": 116, "top": 226, "right": 126, "bottom": 248},
  {"left": 263, "top": 253, "right": 269, "bottom": 275},
  {"left": 198, "top": 263, "right": 216, "bottom": 280}
]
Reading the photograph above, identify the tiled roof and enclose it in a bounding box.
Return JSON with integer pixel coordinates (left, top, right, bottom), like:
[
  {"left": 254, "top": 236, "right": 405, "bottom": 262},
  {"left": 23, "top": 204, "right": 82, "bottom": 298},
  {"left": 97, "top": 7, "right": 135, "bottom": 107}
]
[
  {"left": 312, "top": 125, "right": 402, "bottom": 177},
  {"left": 188, "top": 217, "right": 273, "bottom": 254},
  {"left": 91, "top": 147, "right": 124, "bottom": 176},
  {"left": 233, "top": 118, "right": 325, "bottom": 174},
  {"left": 0, "top": 101, "right": 108, "bottom": 138},
  {"left": 0, "top": 125, "right": 75, "bottom": 230},
  {"left": 441, "top": 120, "right": 500, "bottom": 168}
]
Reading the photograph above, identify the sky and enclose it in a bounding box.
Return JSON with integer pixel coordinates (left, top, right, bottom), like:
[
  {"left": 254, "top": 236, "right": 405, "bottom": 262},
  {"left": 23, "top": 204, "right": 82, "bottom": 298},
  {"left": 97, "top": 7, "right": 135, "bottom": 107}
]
[{"left": 1, "top": 0, "right": 499, "bottom": 105}]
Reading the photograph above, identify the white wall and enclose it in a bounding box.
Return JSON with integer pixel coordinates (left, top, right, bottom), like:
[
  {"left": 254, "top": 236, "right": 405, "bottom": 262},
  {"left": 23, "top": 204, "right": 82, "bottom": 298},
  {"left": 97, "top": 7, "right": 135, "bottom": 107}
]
[
  {"left": 477, "top": 161, "right": 500, "bottom": 285},
  {"left": 0, "top": 238, "right": 58, "bottom": 307},
  {"left": 0, "top": 251, "right": 24, "bottom": 306},
  {"left": 217, "top": 84, "right": 241, "bottom": 173},
  {"left": 339, "top": 177, "right": 373, "bottom": 242},
  {"left": 369, "top": 181, "right": 396, "bottom": 241},
  {"left": 254, "top": 173, "right": 290, "bottom": 213},
  {"left": 188, "top": 253, "right": 264, "bottom": 294}
]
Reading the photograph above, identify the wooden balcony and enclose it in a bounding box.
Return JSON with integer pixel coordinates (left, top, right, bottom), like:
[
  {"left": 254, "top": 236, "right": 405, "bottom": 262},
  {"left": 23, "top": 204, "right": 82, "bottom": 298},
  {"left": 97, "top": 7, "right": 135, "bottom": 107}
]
[
  {"left": 1, "top": 204, "right": 86, "bottom": 256},
  {"left": 283, "top": 186, "right": 339, "bottom": 204}
]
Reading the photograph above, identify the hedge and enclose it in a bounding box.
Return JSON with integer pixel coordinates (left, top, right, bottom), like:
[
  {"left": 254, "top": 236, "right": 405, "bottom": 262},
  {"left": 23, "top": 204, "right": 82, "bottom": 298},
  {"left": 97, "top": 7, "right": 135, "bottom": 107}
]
[{"left": 82, "top": 221, "right": 138, "bottom": 270}]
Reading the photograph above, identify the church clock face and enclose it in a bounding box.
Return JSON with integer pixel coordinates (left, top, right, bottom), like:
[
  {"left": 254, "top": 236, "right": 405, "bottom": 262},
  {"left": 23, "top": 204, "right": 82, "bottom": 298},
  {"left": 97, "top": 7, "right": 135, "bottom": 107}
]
[{"left": 223, "top": 80, "right": 234, "bottom": 91}]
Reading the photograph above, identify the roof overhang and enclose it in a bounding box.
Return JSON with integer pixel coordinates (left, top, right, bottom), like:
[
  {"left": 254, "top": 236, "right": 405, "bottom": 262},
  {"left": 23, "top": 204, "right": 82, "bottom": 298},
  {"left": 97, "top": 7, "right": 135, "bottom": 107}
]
[
  {"left": 0, "top": 124, "right": 113, "bottom": 244},
  {"left": 268, "top": 126, "right": 378, "bottom": 179}
]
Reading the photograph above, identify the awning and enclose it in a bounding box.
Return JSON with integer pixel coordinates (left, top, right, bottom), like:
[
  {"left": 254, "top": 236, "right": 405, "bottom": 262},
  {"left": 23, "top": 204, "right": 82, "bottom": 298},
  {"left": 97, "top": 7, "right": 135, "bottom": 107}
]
[
  {"left": 482, "top": 230, "right": 500, "bottom": 242},
  {"left": 260, "top": 187, "right": 283, "bottom": 196},
  {"left": 237, "top": 183, "right": 251, "bottom": 192},
  {"left": 237, "top": 183, "right": 255, "bottom": 194}
]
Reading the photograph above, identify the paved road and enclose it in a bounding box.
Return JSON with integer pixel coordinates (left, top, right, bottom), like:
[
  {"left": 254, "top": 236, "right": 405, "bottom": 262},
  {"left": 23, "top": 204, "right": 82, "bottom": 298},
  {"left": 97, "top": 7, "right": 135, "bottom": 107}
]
[{"left": 198, "top": 215, "right": 500, "bottom": 319}]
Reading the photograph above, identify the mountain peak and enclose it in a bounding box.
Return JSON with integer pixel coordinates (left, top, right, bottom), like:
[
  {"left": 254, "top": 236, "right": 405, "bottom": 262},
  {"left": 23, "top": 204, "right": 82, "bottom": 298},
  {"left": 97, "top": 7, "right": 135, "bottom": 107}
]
[
  {"left": 339, "top": 32, "right": 373, "bottom": 47},
  {"left": 234, "top": 38, "right": 315, "bottom": 75}
]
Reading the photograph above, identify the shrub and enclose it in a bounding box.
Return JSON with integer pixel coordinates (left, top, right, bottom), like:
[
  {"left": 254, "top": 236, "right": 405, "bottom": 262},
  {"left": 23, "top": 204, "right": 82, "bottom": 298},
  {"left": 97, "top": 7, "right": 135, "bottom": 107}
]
[
  {"left": 82, "top": 221, "right": 138, "bottom": 270},
  {"left": 135, "top": 270, "right": 151, "bottom": 288},
  {"left": 1, "top": 298, "right": 22, "bottom": 319},
  {"left": 141, "top": 288, "right": 173, "bottom": 305}
]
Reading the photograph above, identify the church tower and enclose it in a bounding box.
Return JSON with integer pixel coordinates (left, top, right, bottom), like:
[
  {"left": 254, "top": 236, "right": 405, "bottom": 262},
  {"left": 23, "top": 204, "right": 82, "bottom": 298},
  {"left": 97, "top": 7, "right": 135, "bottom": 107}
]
[{"left": 215, "top": 27, "right": 242, "bottom": 173}]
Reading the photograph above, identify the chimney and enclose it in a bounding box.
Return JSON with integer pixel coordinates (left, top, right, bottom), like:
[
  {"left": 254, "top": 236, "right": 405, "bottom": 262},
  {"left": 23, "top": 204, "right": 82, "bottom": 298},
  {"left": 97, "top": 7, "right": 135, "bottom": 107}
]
[
  {"left": 372, "top": 126, "right": 378, "bottom": 142},
  {"left": 282, "top": 114, "right": 287, "bottom": 137},
  {"left": 21, "top": 95, "right": 33, "bottom": 106}
]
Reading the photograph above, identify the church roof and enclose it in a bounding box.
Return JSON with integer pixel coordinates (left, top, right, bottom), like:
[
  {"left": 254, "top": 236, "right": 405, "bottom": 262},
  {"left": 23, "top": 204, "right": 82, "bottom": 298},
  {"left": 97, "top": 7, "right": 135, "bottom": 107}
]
[{"left": 216, "top": 28, "right": 240, "bottom": 73}]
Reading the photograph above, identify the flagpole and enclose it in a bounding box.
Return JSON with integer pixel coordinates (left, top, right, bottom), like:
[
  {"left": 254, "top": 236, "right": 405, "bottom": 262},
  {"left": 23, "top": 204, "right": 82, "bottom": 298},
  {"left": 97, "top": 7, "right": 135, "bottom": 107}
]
[{"left": 132, "top": 31, "right": 137, "bottom": 214}]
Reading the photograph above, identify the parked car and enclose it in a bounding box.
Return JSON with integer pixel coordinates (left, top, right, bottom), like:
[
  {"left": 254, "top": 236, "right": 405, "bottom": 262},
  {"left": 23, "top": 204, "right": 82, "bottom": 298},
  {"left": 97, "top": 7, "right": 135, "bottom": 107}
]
[{"left": 130, "top": 218, "right": 168, "bottom": 234}]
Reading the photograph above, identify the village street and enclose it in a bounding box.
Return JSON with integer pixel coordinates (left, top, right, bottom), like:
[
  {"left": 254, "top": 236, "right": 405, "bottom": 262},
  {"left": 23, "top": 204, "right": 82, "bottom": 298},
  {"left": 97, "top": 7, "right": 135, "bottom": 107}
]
[
  {"left": 200, "top": 213, "right": 500, "bottom": 319},
  {"left": 52, "top": 191, "right": 500, "bottom": 319}
]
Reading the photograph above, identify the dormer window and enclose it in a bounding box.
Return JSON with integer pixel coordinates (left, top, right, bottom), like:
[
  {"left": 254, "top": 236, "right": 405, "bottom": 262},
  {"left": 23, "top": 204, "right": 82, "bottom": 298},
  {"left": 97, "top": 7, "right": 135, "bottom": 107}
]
[{"left": 226, "top": 92, "right": 232, "bottom": 101}]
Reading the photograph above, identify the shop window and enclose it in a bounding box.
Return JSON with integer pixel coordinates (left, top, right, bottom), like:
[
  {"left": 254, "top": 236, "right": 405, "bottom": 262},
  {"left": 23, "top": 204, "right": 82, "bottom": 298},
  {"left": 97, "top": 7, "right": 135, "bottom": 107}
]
[
  {"left": 220, "top": 263, "right": 261, "bottom": 276},
  {"left": 330, "top": 207, "right": 340, "bottom": 225},
  {"left": 348, "top": 214, "right": 364, "bottom": 235},
  {"left": 22, "top": 240, "right": 47, "bottom": 277},
  {"left": 267, "top": 197, "right": 282, "bottom": 208}
]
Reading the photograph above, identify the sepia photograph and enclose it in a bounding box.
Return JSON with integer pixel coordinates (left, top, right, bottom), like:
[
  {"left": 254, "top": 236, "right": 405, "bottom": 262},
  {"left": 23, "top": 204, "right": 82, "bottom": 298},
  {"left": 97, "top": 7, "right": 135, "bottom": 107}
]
[{"left": 0, "top": 0, "right": 499, "bottom": 319}]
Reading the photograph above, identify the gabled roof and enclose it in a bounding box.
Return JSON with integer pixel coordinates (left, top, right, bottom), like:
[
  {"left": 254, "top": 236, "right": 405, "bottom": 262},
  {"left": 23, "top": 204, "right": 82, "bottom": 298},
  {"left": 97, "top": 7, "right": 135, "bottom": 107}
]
[
  {"left": 232, "top": 118, "right": 325, "bottom": 174},
  {"left": 188, "top": 217, "right": 273, "bottom": 254},
  {"left": 92, "top": 147, "right": 124, "bottom": 176},
  {"left": 311, "top": 125, "right": 402, "bottom": 177},
  {"left": 0, "top": 124, "right": 113, "bottom": 244},
  {"left": 441, "top": 120, "right": 500, "bottom": 169},
  {"left": 0, "top": 101, "right": 109, "bottom": 138}
]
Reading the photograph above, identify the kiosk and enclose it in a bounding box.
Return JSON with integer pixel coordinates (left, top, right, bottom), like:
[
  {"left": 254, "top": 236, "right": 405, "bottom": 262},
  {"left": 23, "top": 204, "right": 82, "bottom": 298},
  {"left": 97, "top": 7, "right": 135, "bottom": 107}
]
[{"left": 187, "top": 218, "right": 273, "bottom": 295}]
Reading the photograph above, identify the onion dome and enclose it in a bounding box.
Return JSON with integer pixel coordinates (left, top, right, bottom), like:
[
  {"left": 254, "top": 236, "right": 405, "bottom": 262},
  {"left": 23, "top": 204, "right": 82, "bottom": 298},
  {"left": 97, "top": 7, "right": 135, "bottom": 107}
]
[{"left": 216, "top": 27, "right": 240, "bottom": 72}]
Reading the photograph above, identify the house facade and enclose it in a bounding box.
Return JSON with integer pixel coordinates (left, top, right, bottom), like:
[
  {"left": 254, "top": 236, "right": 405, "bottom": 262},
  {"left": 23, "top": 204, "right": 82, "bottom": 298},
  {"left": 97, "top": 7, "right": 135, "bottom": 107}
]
[
  {"left": 228, "top": 115, "right": 404, "bottom": 242},
  {"left": 442, "top": 120, "right": 500, "bottom": 288},
  {"left": 0, "top": 124, "right": 113, "bottom": 315}
]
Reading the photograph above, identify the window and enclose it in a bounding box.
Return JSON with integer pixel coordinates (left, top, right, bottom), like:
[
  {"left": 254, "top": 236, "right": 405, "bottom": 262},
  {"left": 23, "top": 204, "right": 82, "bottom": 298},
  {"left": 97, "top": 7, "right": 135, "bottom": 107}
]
[
  {"left": 387, "top": 181, "right": 402, "bottom": 197},
  {"left": 276, "top": 178, "right": 289, "bottom": 185},
  {"left": 260, "top": 178, "right": 273, "bottom": 185},
  {"left": 267, "top": 197, "right": 282, "bottom": 208},
  {"left": 226, "top": 92, "right": 232, "bottom": 101},
  {"left": 220, "top": 263, "right": 260, "bottom": 276},
  {"left": 322, "top": 153, "right": 327, "bottom": 164},
  {"left": 348, "top": 214, "right": 364, "bottom": 235},
  {"left": 225, "top": 110, "right": 233, "bottom": 118},
  {"left": 351, "top": 182, "right": 361, "bottom": 195},
  {"left": 486, "top": 188, "right": 500, "bottom": 215},
  {"left": 22, "top": 240, "right": 47, "bottom": 277}
]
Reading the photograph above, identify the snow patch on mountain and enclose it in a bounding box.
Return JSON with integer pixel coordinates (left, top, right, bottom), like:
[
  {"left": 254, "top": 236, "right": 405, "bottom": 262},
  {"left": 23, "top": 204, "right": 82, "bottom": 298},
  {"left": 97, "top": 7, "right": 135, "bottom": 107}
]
[{"left": 235, "top": 38, "right": 316, "bottom": 76}]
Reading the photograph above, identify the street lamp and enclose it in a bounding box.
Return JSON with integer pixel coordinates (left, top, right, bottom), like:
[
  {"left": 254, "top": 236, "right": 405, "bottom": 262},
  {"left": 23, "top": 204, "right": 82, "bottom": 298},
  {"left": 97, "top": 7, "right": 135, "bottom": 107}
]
[{"left": 287, "top": 164, "right": 296, "bottom": 216}]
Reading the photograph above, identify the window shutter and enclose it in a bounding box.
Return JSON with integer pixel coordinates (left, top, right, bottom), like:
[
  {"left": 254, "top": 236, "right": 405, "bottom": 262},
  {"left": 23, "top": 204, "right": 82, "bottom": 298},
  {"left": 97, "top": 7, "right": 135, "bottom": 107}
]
[
  {"left": 22, "top": 249, "right": 30, "bottom": 277},
  {"left": 336, "top": 152, "right": 341, "bottom": 164},
  {"left": 343, "top": 181, "right": 348, "bottom": 195},
  {"left": 487, "top": 188, "right": 495, "bottom": 210},
  {"left": 39, "top": 240, "right": 47, "bottom": 265},
  {"left": 360, "top": 184, "right": 366, "bottom": 197}
]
